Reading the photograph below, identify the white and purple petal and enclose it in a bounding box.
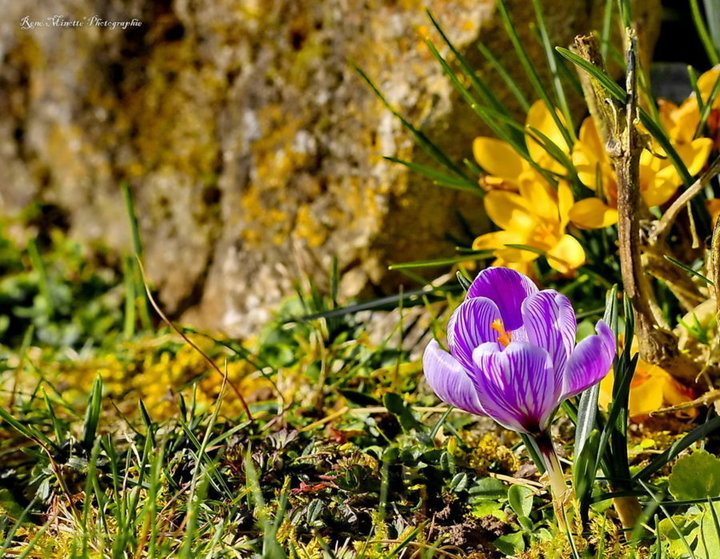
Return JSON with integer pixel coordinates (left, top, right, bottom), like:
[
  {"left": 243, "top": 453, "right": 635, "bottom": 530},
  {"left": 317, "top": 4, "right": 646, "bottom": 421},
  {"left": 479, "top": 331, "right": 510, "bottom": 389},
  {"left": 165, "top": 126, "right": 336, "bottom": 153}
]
[
  {"left": 467, "top": 267, "right": 538, "bottom": 330},
  {"left": 471, "top": 342, "right": 561, "bottom": 433},
  {"left": 423, "top": 340, "right": 486, "bottom": 415},
  {"left": 447, "top": 297, "right": 502, "bottom": 371},
  {"left": 561, "top": 320, "right": 615, "bottom": 399},
  {"left": 521, "top": 290, "right": 576, "bottom": 375}
]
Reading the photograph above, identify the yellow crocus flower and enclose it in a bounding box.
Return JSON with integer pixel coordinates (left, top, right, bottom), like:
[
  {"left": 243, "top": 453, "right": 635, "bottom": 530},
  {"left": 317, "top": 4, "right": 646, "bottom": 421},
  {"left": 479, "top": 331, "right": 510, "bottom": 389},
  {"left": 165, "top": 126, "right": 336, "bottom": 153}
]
[
  {"left": 708, "top": 199, "right": 720, "bottom": 225},
  {"left": 472, "top": 100, "right": 570, "bottom": 191},
  {"left": 599, "top": 354, "right": 697, "bottom": 421},
  {"left": 569, "top": 116, "right": 712, "bottom": 229},
  {"left": 697, "top": 68, "right": 720, "bottom": 109},
  {"left": 696, "top": 68, "right": 720, "bottom": 152},
  {"left": 658, "top": 97, "right": 701, "bottom": 145},
  {"left": 473, "top": 174, "right": 585, "bottom": 274}
]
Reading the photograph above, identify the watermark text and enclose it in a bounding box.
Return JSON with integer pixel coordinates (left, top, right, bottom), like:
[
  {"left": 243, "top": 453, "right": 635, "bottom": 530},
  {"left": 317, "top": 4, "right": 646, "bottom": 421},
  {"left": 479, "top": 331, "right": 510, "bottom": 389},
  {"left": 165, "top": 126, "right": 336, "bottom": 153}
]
[{"left": 20, "top": 15, "right": 143, "bottom": 30}]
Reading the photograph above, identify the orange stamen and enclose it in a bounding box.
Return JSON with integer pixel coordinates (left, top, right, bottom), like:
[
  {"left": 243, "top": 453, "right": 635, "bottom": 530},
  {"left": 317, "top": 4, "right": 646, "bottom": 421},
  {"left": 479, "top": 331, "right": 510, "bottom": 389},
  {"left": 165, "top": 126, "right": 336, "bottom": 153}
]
[{"left": 491, "top": 318, "right": 512, "bottom": 347}]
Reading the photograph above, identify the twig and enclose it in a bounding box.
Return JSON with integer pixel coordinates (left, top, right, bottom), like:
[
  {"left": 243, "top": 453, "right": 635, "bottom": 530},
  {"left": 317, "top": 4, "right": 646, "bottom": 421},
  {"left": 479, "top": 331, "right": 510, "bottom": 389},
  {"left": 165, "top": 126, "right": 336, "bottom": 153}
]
[
  {"left": 134, "top": 257, "right": 253, "bottom": 422},
  {"left": 651, "top": 155, "right": 720, "bottom": 244},
  {"left": 643, "top": 252, "right": 704, "bottom": 311},
  {"left": 650, "top": 389, "right": 720, "bottom": 415},
  {"left": 571, "top": 33, "right": 615, "bottom": 147},
  {"left": 711, "top": 211, "right": 720, "bottom": 304},
  {"left": 614, "top": 29, "right": 652, "bottom": 341},
  {"left": 574, "top": 31, "right": 703, "bottom": 385}
]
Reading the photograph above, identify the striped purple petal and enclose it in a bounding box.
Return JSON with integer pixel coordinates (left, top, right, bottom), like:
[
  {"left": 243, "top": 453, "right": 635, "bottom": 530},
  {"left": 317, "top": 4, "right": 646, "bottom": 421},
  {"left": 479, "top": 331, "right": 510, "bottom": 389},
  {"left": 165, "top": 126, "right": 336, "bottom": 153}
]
[
  {"left": 562, "top": 320, "right": 615, "bottom": 399},
  {"left": 423, "top": 340, "right": 486, "bottom": 415},
  {"left": 467, "top": 267, "right": 538, "bottom": 330},
  {"left": 521, "top": 290, "right": 576, "bottom": 375},
  {"left": 447, "top": 297, "right": 502, "bottom": 371},
  {"left": 471, "top": 342, "right": 561, "bottom": 433}
]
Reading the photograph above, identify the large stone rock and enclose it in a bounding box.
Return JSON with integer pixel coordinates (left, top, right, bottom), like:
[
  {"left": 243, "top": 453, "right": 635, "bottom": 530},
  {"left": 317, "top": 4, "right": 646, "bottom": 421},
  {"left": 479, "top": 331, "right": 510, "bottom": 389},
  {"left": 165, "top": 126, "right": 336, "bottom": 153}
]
[{"left": 0, "top": 0, "right": 659, "bottom": 336}]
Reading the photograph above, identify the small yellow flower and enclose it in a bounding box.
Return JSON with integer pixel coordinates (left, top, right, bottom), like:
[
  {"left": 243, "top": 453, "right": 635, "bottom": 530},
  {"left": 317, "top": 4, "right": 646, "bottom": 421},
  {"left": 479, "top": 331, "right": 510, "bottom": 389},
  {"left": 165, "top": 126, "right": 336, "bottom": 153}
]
[
  {"left": 695, "top": 68, "right": 720, "bottom": 149},
  {"left": 599, "top": 337, "right": 697, "bottom": 421},
  {"left": 473, "top": 174, "right": 585, "bottom": 274},
  {"left": 697, "top": 68, "right": 720, "bottom": 110},
  {"left": 658, "top": 97, "right": 701, "bottom": 145},
  {"left": 707, "top": 198, "right": 720, "bottom": 226},
  {"left": 599, "top": 360, "right": 697, "bottom": 421},
  {"left": 569, "top": 116, "right": 712, "bottom": 229},
  {"left": 472, "top": 100, "right": 570, "bottom": 191}
]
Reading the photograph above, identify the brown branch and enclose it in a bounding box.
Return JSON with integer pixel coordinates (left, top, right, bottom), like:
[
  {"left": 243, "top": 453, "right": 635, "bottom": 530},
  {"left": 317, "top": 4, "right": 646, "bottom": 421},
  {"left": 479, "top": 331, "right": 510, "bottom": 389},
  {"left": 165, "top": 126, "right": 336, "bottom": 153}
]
[
  {"left": 572, "top": 32, "right": 702, "bottom": 385},
  {"left": 642, "top": 248, "right": 704, "bottom": 312},
  {"left": 571, "top": 34, "right": 615, "bottom": 147},
  {"left": 651, "top": 155, "right": 720, "bottom": 245},
  {"left": 712, "top": 216, "right": 720, "bottom": 305}
]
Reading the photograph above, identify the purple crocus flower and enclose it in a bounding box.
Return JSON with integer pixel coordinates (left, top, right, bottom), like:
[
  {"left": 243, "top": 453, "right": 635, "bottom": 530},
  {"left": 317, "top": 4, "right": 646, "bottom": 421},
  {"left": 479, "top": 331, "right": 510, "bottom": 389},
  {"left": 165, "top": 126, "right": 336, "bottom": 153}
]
[{"left": 423, "top": 267, "right": 615, "bottom": 435}]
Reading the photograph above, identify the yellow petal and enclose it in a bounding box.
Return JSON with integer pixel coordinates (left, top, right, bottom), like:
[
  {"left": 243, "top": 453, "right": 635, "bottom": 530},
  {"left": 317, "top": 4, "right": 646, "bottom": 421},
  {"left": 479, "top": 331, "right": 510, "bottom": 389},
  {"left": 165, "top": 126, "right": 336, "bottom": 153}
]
[
  {"left": 496, "top": 245, "right": 542, "bottom": 263},
  {"left": 708, "top": 199, "right": 720, "bottom": 225},
  {"left": 518, "top": 177, "right": 559, "bottom": 223},
  {"left": 572, "top": 117, "right": 616, "bottom": 197},
  {"left": 494, "top": 258, "right": 533, "bottom": 276},
  {"left": 658, "top": 98, "right": 681, "bottom": 137},
  {"left": 483, "top": 191, "right": 536, "bottom": 231},
  {"left": 578, "top": 116, "right": 604, "bottom": 154},
  {"left": 557, "top": 180, "right": 575, "bottom": 229},
  {"left": 641, "top": 177, "right": 677, "bottom": 208},
  {"left": 598, "top": 371, "right": 614, "bottom": 411},
  {"left": 639, "top": 148, "right": 682, "bottom": 207},
  {"left": 627, "top": 365, "right": 665, "bottom": 418},
  {"left": 659, "top": 98, "right": 701, "bottom": 144},
  {"left": 546, "top": 234, "right": 585, "bottom": 273},
  {"left": 605, "top": 359, "right": 696, "bottom": 420},
  {"left": 473, "top": 231, "right": 538, "bottom": 263},
  {"left": 681, "top": 138, "right": 713, "bottom": 176},
  {"left": 697, "top": 69, "right": 720, "bottom": 108},
  {"left": 568, "top": 198, "right": 618, "bottom": 229},
  {"left": 473, "top": 230, "right": 521, "bottom": 251},
  {"left": 526, "top": 100, "right": 570, "bottom": 165},
  {"left": 473, "top": 137, "right": 526, "bottom": 186},
  {"left": 640, "top": 138, "right": 710, "bottom": 207}
]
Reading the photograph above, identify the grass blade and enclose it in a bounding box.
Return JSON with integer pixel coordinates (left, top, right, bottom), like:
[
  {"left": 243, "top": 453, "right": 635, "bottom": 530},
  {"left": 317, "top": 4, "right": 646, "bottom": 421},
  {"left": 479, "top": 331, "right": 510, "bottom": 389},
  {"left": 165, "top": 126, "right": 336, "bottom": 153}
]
[
  {"left": 82, "top": 375, "right": 103, "bottom": 451},
  {"left": 421, "top": 35, "right": 533, "bottom": 162},
  {"left": 600, "top": 0, "right": 614, "bottom": 60},
  {"left": 426, "top": 10, "right": 512, "bottom": 119},
  {"left": 383, "top": 157, "right": 481, "bottom": 194},
  {"left": 634, "top": 415, "right": 720, "bottom": 481},
  {"left": 296, "top": 284, "right": 461, "bottom": 322},
  {"left": 122, "top": 255, "right": 136, "bottom": 339},
  {"left": 0, "top": 497, "right": 39, "bottom": 558},
  {"left": 663, "top": 255, "right": 714, "bottom": 285},
  {"left": 692, "top": 0, "right": 720, "bottom": 65},
  {"left": 705, "top": 0, "right": 720, "bottom": 51},
  {"left": 0, "top": 406, "right": 54, "bottom": 449},
  {"left": 121, "top": 182, "right": 152, "bottom": 331},
  {"left": 531, "top": 0, "right": 575, "bottom": 137},
  {"left": 353, "top": 63, "right": 473, "bottom": 184},
  {"left": 696, "top": 71, "right": 720, "bottom": 138},
  {"left": 388, "top": 252, "right": 493, "bottom": 270},
  {"left": 556, "top": 46, "right": 625, "bottom": 100},
  {"left": 477, "top": 43, "right": 531, "bottom": 112},
  {"left": 496, "top": 0, "right": 574, "bottom": 149},
  {"left": 689, "top": 65, "right": 706, "bottom": 114},
  {"left": 27, "top": 239, "right": 53, "bottom": 317}
]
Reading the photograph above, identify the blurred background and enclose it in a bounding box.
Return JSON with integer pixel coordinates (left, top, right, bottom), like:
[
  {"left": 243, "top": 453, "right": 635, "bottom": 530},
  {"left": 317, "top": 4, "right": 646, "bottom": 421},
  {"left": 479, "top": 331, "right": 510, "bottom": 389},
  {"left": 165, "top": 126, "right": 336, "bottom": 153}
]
[{"left": 0, "top": 0, "right": 706, "bottom": 341}]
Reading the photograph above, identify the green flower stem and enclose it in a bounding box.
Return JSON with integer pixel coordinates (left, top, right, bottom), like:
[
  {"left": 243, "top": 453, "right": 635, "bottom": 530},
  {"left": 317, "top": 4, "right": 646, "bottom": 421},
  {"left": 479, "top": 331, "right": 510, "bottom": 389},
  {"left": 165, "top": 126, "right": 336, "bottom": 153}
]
[
  {"left": 610, "top": 494, "right": 643, "bottom": 532},
  {"left": 535, "top": 432, "right": 569, "bottom": 530}
]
